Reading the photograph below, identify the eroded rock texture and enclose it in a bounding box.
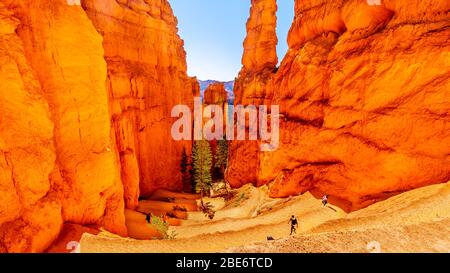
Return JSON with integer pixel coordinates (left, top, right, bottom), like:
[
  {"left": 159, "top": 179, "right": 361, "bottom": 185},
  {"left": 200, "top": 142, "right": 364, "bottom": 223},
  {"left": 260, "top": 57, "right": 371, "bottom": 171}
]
[
  {"left": 82, "top": 0, "right": 198, "bottom": 205},
  {"left": 203, "top": 82, "right": 229, "bottom": 166},
  {"left": 0, "top": 0, "right": 195, "bottom": 252},
  {"left": 0, "top": 0, "right": 126, "bottom": 252},
  {"left": 227, "top": 0, "right": 450, "bottom": 211},
  {"left": 204, "top": 83, "right": 228, "bottom": 106}
]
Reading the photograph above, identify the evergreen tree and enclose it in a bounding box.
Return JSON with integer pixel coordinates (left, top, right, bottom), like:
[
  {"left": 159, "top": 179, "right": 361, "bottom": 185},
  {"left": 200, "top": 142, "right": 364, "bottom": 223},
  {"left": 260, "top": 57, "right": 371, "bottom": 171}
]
[
  {"left": 180, "top": 147, "right": 192, "bottom": 192},
  {"left": 181, "top": 147, "right": 188, "bottom": 173},
  {"left": 192, "top": 140, "right": 213, "bottom": 195},
  {"left": 215, "top": 139, "right": 229, "bottom": 177}
]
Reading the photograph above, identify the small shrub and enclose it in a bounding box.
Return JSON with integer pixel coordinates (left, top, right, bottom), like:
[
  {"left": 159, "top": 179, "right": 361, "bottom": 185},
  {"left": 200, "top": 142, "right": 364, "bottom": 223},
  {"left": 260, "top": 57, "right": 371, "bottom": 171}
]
[
  {"left": 234, "top": 193, "right": 247, "bottom": 205},
  {"left": 199, "top": 199, "right": 215, "bottom": 220},
  {"left": 238, "top": 193, "right": 246, "bottom": 202},
  {"left": 168, "top": 230, "right": 178, "bottom": 240},
  {"left": 149, "top": 214, "right": 170, "bottom": 239}
]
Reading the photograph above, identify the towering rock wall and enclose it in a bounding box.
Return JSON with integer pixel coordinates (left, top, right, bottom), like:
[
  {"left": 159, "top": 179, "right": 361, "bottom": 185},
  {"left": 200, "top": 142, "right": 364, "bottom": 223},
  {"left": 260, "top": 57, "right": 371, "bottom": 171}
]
[
  {"left": 241, "top": 0, "right": 278, "bottom": 74},
  {"left": 236, "top": 0, "right": 278, "bottom": 106},
  {"left": 0, "top": 2, "right": 62, "bottom": 253},
  {"left": 227, "top": 0, "right": 450, "bottom": 210},
  {"left": 81, "top": 0, "right": 198, "bottom": 207},
  {"left": 226, "top": 0, "right": 278, "bottom": 187},
  {"left": 0, "top": 0, "right": 126, "bottom": 252},
  {"left": 0, "top": 0, "right": 195, "bottom": 252}
]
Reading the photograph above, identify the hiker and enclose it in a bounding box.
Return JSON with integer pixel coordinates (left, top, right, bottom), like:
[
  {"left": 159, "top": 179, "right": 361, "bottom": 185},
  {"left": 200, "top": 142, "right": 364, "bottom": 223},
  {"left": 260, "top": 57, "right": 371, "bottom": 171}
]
[
  {"left": 322, "top": 195, "right": 329, "bottom": 207},
  {"left": 145, "top": 213, "right": 151, "bottom": 224},
  {"left": 289, "top": 215, "right": 298, "bottom": 235}
]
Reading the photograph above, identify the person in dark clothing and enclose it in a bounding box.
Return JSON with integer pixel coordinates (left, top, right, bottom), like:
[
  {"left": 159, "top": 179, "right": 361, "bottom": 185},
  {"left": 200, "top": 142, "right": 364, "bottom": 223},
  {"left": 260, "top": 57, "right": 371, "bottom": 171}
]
[
  {"left": 145, "top": 213, "right": 151, "bottom": 224},
  {"left": 289, "top": 215, "right": 298, "bottom": 235},
  {"left": 322, "top": 195, "right": 329, "bottom": 207}
]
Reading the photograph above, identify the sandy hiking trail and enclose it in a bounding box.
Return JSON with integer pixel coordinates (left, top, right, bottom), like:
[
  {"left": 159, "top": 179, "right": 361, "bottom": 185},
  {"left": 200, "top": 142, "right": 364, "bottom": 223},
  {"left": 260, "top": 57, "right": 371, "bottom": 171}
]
[{"left": 79, "top": 182, "right": 450, "bottom": 253}]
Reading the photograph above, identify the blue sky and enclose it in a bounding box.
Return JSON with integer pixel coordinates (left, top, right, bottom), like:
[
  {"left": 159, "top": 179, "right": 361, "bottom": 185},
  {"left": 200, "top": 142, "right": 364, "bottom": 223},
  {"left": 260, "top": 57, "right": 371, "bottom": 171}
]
[{"left": 169, "top": 0, "right": 294, "bottom": 82}]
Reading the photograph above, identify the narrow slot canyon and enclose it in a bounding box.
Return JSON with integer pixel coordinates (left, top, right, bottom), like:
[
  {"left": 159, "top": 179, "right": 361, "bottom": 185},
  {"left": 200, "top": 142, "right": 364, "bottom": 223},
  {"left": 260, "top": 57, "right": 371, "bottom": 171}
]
[{"left": 0, "top": 0, "right": 449, "bottom": 253}]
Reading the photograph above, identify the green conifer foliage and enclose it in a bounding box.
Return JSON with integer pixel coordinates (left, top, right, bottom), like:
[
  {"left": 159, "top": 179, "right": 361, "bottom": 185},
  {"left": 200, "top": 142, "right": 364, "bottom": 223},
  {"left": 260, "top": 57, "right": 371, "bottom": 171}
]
[{"left": 192, "top": 140, "right": 213, "bottom": 195}]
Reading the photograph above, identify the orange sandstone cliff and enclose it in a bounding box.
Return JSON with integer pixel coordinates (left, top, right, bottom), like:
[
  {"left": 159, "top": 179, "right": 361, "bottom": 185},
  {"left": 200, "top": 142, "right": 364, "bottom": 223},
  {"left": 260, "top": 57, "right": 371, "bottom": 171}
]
[
  {"left": 203, "top": 82, "right": 228, "bottom": 106},
  {"left": 0, "top": 0, "right": 195, "bottom": 252},
  {"left": 203, "top": 82, "right": 229, "bottom": 163},
  {"left": 82, "top": 0, "right": 198, "bottom": 206},
  {"left": 226, "top": 0, "right": 279, "bottom": 187},
  {"left": 227, "top": 0, "right": 450, "bottom": 210},
  {"left": 0, "top": 0, "right": 449, "bottom": 253}
]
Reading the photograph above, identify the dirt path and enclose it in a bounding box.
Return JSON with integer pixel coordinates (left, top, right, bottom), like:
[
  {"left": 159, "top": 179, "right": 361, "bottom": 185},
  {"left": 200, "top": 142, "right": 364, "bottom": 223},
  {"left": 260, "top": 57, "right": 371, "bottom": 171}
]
[
  {"left": 231, "top": 181, "right": 450, "bottom": 253},
  {"left": 229, "top": 219, "right": 450, "bottom": 253},
  {"left": 171, "top": 186, "right": 345, "bottom": 239},
  {"left": 80, "top": 182, "right": 450, "bottom": 253}
]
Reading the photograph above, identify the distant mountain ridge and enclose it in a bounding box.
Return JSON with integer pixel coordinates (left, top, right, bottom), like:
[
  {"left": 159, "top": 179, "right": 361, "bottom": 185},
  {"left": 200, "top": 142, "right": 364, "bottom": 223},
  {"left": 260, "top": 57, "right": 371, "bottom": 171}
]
[{"left": 198, "top": 80, "right": 234, "bottom": 104}]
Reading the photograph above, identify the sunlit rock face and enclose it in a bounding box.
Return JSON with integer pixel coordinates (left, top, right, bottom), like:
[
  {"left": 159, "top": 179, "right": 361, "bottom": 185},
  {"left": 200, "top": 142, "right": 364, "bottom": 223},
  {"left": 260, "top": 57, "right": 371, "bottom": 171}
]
[
  {"left": 0, "top": 0, "right": 126, "bottom": 252},
  {"left": 204, "top": 83, "right": 228, "bottom": 106},
  {"left": 242, "top": 0, "right": 278, "bottom": 73},
  {"left": 226, "top": 0, "right": 278, "bottom": 189},
  {"left": 227, "top": 0, "right": 450, "bottom": 211},
  {"left": 0, "top": 0, "right": 197, "bottom": 252},
  {"left": 82, "top": 0, "right": 198, "bottom": 203}
]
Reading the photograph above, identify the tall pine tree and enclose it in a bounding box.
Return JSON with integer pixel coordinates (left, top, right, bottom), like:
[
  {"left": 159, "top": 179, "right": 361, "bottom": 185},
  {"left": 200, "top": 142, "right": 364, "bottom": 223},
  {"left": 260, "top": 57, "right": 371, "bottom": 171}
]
[
  {"left": 192, "top": 140, "right": 213, "bottom": 195},
  {"left": 180, "top": 147, "right": 192, "bottom": 192},
  {"left": 215, "top": 139, "right": 229, "bottom": 177}
]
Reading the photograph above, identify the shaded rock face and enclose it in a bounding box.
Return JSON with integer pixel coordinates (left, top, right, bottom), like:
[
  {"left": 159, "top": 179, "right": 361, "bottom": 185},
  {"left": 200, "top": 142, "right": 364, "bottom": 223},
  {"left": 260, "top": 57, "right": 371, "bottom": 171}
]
[
  {"left": 203, "top": 83, "right": 228, "bottom": 106},
  {"left": 82, "top": 0, "right": 198, "bottom": 205},
  {"left": 199, "top": 80, "right": 235, "bottom": 104},
  {"left": 0, "top": 0, "right": 195, "bottom": 252},
  {"left": 202, "top": 82, "right": 229, "bottom": 168},
  {"left": 227, "top": 0, "right": 450, "bottom": 211}
]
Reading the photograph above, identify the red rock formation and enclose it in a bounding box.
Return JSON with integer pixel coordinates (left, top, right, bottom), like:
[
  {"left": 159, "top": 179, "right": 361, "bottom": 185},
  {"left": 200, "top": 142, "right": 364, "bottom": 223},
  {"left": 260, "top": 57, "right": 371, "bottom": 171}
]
[
  {"left": 0, "top": 0, "right": 127, "bottom": 252},
  {"left": 242, "top": 0, "right": 278, "bottom": 72},
  {"left": 227, "top": 0, "right": 450, "bottom": 211},
  {"left": 0, "top": 3, "right": 59, "bottom": 252},
  {"left": 82, "top": 0, "right": 198, "bottom": 204},
  {"left": 1, "top": 0, "right": 448, "bottom": 253},
  {"left": 227, "top": 0, "right": 278, "bottom": 188},
  {"left": 0, "top": 0, "right": 195, "bottom": 252},
  {"left": 203, "top": 82, "right": 229, "bottom": 168},
  {"left": 46, "top": 224, "right": 100, "bottom": 253},
  {"left": 204, "top": 83, "right": 228, "bottom": 106}
]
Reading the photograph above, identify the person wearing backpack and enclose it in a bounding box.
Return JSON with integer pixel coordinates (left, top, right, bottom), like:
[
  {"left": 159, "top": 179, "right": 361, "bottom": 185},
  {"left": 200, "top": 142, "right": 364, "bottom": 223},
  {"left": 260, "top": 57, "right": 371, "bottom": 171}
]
[{"left": 289, "top": 215, "right": 298, "bottom": 235}]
